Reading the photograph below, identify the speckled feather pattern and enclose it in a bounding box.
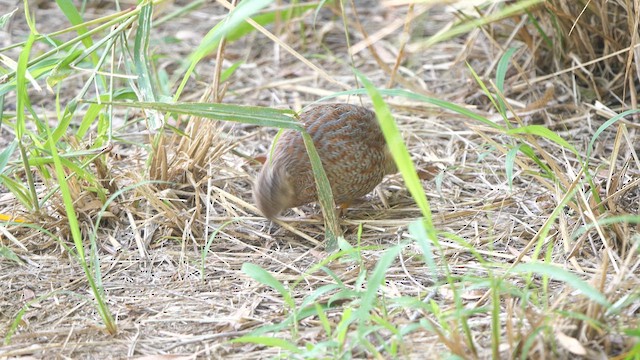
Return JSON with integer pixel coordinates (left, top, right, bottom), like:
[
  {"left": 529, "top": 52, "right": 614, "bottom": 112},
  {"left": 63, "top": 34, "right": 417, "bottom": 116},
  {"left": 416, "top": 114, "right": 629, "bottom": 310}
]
[{"left": 254, "top": 104, "right": 396, "bottom": 219}]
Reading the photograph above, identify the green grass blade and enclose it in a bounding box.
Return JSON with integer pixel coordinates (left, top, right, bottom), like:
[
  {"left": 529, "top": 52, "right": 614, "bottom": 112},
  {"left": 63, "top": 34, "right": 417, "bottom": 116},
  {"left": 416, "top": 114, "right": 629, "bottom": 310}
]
[
  {"left": 301, "top": 131, "right": 341, "bottom": 250},
  {"left": 220, "top": 61, "right": 243, "bottom": 83},
  {"left": 242, "top": 263, "right": 294, "bottom": 308},
  {"left": 335, "top": 306, "right": 354, "bottom": 345},
  {"left": 55, "top": 0, "right": 96, "bottom": 55},
  {"left": 315, "top": 303, "right": 332, "bottom": 336},
  {"left": 496, "top": 47, "right": 518, "bottom": 94},
  {"left": 506, "top": 124, "right": 578, "bottom": 156},
  {"left": 526, "top": 10, "right": 552, "bottom": 47},
  {"left": 104, "top": 101, "right": 300, "bottom": 130},
  {"left": 230, "top": 336, "right": 301, "bottom": 353},
  {"left": 299, "top": 284, "right": 342, "bottom": 310},
  {"left": 134, "top": 2, "right": 161, "bottom": 129},
  {"left": 511, "top": 263, "right": 611, "bottom": 307},
  {"left": 45, "top": 121, "right": 116, "bottom": 334},
  {"left": 15, "top": 29, "right": 35, "bottom": 140},
  {"left": 189, "top": 0, "right": 273, "bottom": 63},
  {"left": 408, "top": 220, "right": 437, "bottom": 279},
  {"left": 571, "top": 214, "right": 640, "bottom": 242},
  {"left": 0, "top": 246, "right": 22, "bottom": 264},
  {"left": 495, "top": 46, "right": 519, "bottom": 114},
  {"left": 467, "top": 62, "right": 508, "bottom": 124},
  {"left": 176, "top": 0, "right": 274, "bottom": 99},
  {"left": 201, "top": 220, "right": 236, "bottom": 281},
  {"left": 0, "top": 8, "right": 18, "bottom": 29},
  {"left": 587, "top": 109, "right": 640, "bottom": 159},
  {"left": 318, "top": 88, "right": 503, "bottom": 130},
  {"left": 505, "top": 144, "right": 520, "bottom": 191},
  {"left": 224, "top": 3, "right": 316, "bottom": 43},
  {"left": 0, "top": 176, "right": 32, "bottom": 210},
  {"left": 0, "top": 140, "right": 17, "bottom": 175},
  {"left": 354, "top": 244, "right": 403, "bottom": 321},
  {"left": 357, "top": 73, "right": 436, "bottom": 239},
  {"left": 418, "top": 0, "right": 544, "bottom": 49},
  {"left": 15, "top": 16, "right": 40, "bottom": 212}
]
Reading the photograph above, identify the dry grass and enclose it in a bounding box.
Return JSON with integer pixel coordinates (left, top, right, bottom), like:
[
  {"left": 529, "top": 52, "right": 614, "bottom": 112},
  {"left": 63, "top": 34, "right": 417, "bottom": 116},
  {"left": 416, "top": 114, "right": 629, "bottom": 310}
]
[{"left": 1, "top": 0, "right": 639, "bottom": 359}]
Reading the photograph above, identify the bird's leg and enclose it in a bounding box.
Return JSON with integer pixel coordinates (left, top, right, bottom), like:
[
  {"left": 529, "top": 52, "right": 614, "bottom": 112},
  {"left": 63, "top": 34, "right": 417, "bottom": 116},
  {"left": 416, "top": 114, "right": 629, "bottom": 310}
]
[{"left": 337, "top": 202, "right": 352, "bottom": 217}]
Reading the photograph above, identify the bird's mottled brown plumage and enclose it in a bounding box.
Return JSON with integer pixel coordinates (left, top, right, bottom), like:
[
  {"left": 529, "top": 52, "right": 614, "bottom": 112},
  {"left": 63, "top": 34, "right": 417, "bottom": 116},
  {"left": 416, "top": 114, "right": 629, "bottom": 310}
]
[{"left": 254, "top": 104, "right": 396, "bottom": 220}]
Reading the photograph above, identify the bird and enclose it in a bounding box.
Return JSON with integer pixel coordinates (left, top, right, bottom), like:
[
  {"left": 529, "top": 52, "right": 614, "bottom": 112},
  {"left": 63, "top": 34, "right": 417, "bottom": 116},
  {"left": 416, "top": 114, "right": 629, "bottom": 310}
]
[{"left": 253, "top": 103, "right": 397, "bottom": 220}]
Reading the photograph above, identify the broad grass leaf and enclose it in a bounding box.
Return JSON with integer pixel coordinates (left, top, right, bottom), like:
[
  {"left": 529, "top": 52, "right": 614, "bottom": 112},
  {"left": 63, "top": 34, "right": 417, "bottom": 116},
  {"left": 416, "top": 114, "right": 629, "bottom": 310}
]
[
  {"left": 354, "top": 245, "right": 403, "bottom": 321},
  {"left": 511, "top": 263, "right": 611, "bottom": 307},
  {"left": 106, "top": 101, "right": 300, "bottom": 129},
  {"left": 318, "top": 88, "right": 502, "bottom": 129},
  {"left": 0, "top": 140, "right": 17, "bottom": 176},
  {"left": 134, "top": 3, "right": 162, "bottom": 129},
  {"left": 495, "top": 46, "right": 519, "bottom": 114},
  {"left": 230, "top": 336, "right": 301, "bottom": 353},
  {"left": 496, "top": 47, "right": 518, "bottom": 94},
  {"left": 505, "top": 144, "right": 520, "bottom": 191},
  {"left": 55, "top": 0, "right": 96, "bottom": 51},
  {"left": 507, "top": 125, "right": 578, "bottom": 156},
  {"left": 588, "top": 109, "right": 640, "bottom": 159},
  {"left": 242, "top": 263, "right": 293, "bottom": 308},
  {"left": 0, "top": 8, "right": 17, "bottom": 29},
  {"left": 417, "top": 0, "right": 544, "bottom": 49}
]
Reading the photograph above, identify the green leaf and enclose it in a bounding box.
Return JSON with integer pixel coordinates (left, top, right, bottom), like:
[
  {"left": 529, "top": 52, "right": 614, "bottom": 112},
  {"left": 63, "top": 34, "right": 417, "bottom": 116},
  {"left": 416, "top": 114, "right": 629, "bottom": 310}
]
[
  {"left": 335, "top": 306, "right": 354, "bottom": 344},
  {"left": 134, "top": 2, "right": 162, "bottom": 129},
  {"left": 0, "top": 8, "right": 18, "bottom": 29},
  {"left": 55, "top": 0, "right": 95, "bottom": 51},
  {"left": 45, "top": 48, "right": 82, "bottom": 89},
  {"left": 495, "top": 46, "right": 519, "bottom": 114},
  {"left": 16, "top": 30, "right": 37, "bottom": 139},
  {"left": 571, "top": 215, "right": 640, "bottom": 242},
  {"left": 526, "top": 10, "right": 552, "bottom": 47},
  {"left": 0, "top": 246, "right": 23, "bottom": 264},
  {"left": 408, "top": 220, "right": 437, "bottom": 279},
  {"left": 467, "top": 62, "right": 508, "bottom": 125},
  {"left": 299, "top": 284, "right": 342, "bottom": 310},
  {"left": 0, "top": 140, "right": 17, "bottom": 175},
  {"left": 105, "top": 101, "right": 300, "bottom": 130},
  {"left": 318, "top": 87, "right": 503, "bottom": 130},
  {"left": 220, "top": 61, "right": 243, "bottom": 83},
  {"left": 176, "top": 0, "right": 274, "bottom": 98},
  {"left": 315, "top": 303, "right": 332, "bottom": 336},
  {"left": 511, "top": 263, "right": 611, "bottom": 307},
  {"left": 588, "top": 109, "right": 640, "bottom": 159},
  {"left": 354, "top": 244, "right": 403, "bottom": 321},
  {"left": 0, "top": 176, "right": 31, "bottom": 210},
  {"left": 505, "top": 144, "right": 520, "bottom": 191},
  {"left": 496, "top": 47, "right": 518, "bottom": 93},
  {"left": 301, "top": 131, "right": 341, "bottom": 250},
  {"left": 45, "top": 115, "right": 116, "bottom": 334},
  {"left": 242, "top": 263, "right": 293, "bottom": 308},
  {"left": 224, "top": 3, "right": 315, "bottom": 42},
  {"left": 507, "top": 124, "right": 578, "bottom": 156},
  {"left": 417, "top": 0, "right": 544, "bottom": 49},
  {"left": 356, "top": 73, "right": 437, "bottom": 240},
  {"left": 230, "top": 336, "right": 301, "bottom": 353},
  {"left": 190, "top": 0, "right": 273, "bottom": 63},
  {"left": 518, "top": 143, "right": 552, "bottom": 177}
]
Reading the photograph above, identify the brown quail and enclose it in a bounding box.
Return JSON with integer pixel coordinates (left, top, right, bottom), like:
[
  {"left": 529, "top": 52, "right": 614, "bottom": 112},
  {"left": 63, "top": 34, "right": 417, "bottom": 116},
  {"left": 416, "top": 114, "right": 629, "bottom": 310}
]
[{"left": 254, "top": 103, "right": 396, "bottom": 220}]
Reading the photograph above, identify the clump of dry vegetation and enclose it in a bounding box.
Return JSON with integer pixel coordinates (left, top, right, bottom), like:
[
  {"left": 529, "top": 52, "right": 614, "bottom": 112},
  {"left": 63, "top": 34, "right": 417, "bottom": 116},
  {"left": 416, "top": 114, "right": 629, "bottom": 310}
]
[
  {"left": 544, "top": 0, "right": 639, "bottom": 105},
  {"left": 0, "top": 0, "right": 638, "bottom": 359}
]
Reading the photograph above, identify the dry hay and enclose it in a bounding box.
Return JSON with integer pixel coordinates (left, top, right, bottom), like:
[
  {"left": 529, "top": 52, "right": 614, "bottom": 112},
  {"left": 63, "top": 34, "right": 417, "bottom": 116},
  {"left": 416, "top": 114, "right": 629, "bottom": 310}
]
[{"left": 543, "top": 0, "right": 640, "bottom": 105}]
